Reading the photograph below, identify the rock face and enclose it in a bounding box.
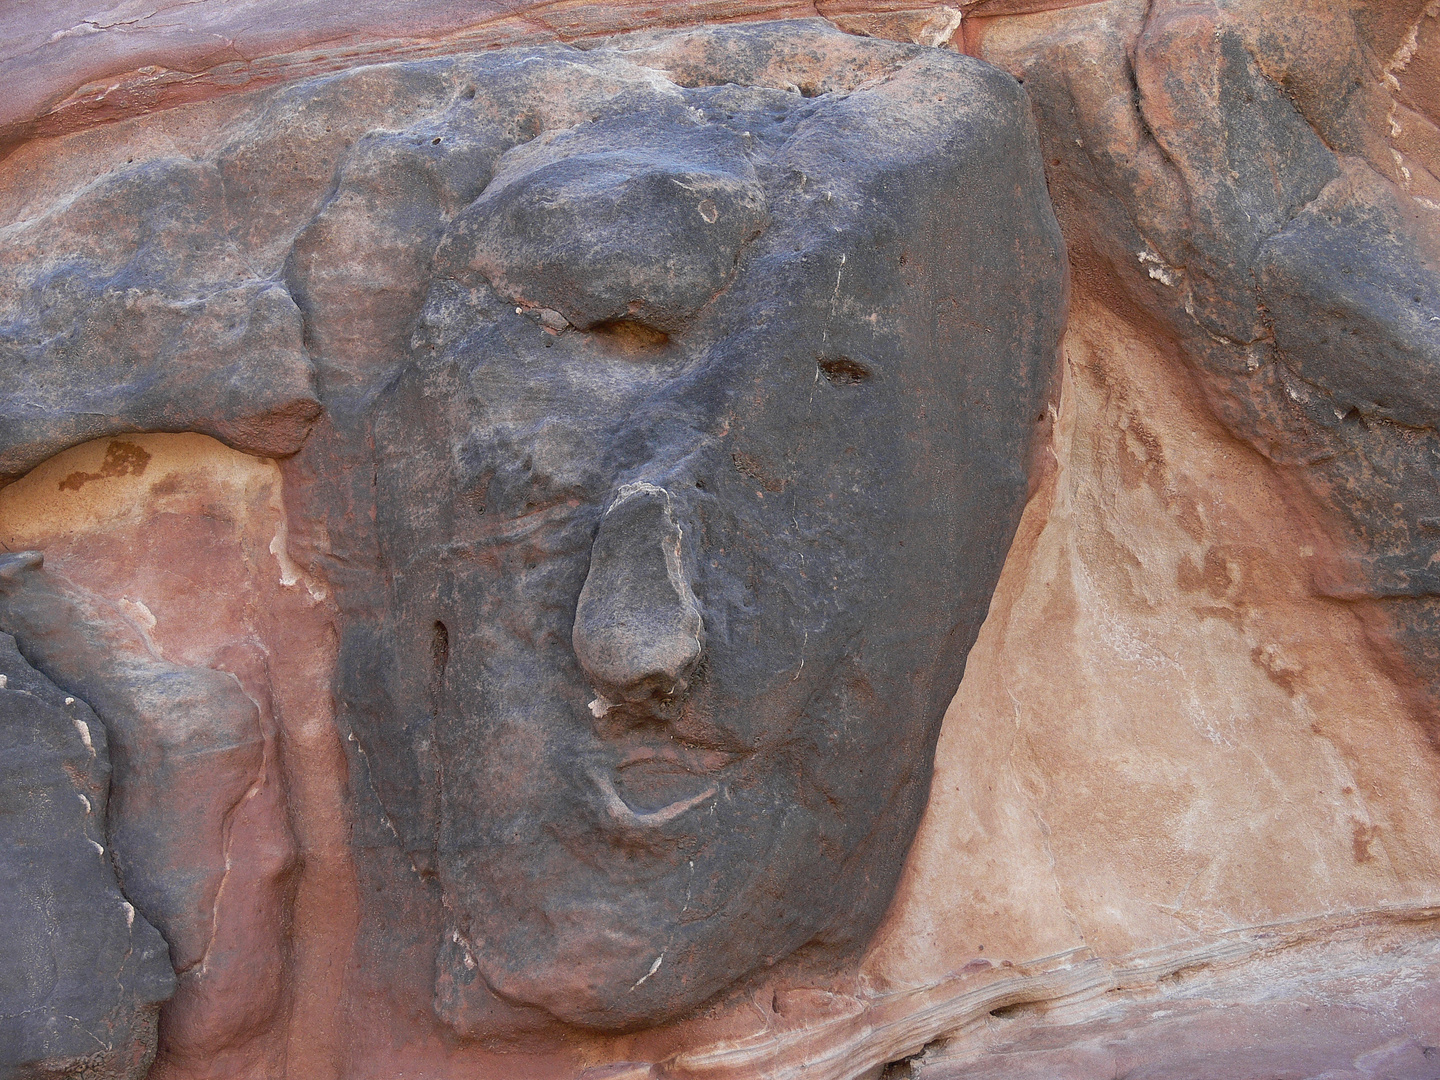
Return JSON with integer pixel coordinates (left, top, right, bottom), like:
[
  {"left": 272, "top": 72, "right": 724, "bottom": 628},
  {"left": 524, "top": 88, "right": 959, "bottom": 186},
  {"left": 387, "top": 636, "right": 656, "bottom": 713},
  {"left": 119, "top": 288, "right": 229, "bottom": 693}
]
[
  {"left": 0, "top": 3, "right": 1439, "bottom": 1080},
  {"left": 356, "top": 35, "right": 1064, "bottom": 1032}
]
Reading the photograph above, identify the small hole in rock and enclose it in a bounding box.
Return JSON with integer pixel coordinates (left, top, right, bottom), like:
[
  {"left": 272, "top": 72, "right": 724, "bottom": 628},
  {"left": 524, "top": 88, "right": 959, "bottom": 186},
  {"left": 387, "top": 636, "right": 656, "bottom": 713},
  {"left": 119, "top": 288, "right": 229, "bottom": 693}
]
[
  {"left": 879, "top": 1052, "right": 922, "bottom": 1079},
  {"left": 590, "top": 319, "right": 670, "bottom": 351},
  {"left": 989, "top": 1001, "right": 1038, "bottom": 1020},
  {"left": 817, "top": 355, "right": 871, "bottom": 385}
]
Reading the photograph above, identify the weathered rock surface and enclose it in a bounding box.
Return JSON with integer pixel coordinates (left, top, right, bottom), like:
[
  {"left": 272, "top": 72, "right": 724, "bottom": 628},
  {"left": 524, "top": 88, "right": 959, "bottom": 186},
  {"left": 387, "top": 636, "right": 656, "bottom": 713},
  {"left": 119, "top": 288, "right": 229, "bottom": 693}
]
[
  {"left": 0, "top": 20, "right": 1067, "bottom": 1070},
  {"left": 1, "top": 2, "right": 1439, "bottom": 1079},
  {"left": 358, "top": 29, "right": 1061, "bottom": 1035},
  {"left": 0, "top": 548, "right": 276, "bottom": 979},
  {"left": 910, "top": 920, "right": 1440, "bottom": 1079},
  {"left": 968, "top": 0, "right": 1440, "bottom": 734},
  {"left": 0, "top": 630, "right": 173, "bottom": 1079},
  {"left": 0, "top": 2, "right": 967, "bottom": 159},
  {"left": 0, "top": 434, "right": 342, "bottom": 1080},
  {"left": 0, "top": 158, "right": 318, "bottom": 482}
]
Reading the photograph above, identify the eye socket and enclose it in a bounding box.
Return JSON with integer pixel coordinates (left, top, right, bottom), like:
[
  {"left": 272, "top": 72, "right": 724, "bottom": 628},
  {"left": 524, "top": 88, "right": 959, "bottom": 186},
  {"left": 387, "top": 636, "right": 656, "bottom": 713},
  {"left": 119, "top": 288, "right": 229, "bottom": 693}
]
[
  {"left": 817, "top": 355, "right": 871, "bottom": 385},
  {"left": 590, "top": 319, "right": 670, "bottom": 350}
]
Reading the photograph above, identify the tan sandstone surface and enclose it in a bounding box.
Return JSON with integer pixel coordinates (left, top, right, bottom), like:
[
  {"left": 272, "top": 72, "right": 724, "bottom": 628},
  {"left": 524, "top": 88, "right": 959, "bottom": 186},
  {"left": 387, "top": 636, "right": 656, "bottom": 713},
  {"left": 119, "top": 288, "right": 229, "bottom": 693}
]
[{"left": 2, "top": 2, "right": 1439, "bottom": 1078}]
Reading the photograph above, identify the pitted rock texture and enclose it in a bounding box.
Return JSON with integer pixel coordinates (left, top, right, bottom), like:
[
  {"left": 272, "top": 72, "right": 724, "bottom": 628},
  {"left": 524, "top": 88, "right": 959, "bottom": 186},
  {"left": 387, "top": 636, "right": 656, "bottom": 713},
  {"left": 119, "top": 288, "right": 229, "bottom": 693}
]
[
  {"left": 360, "top": 37, "right": 1063, "bottom": 1031},
  {"left": 0, "top": 161, "right": 319, "bottom": 481},
  {"left": 0, "top": 2, "right": 968, "bottom": 158}
]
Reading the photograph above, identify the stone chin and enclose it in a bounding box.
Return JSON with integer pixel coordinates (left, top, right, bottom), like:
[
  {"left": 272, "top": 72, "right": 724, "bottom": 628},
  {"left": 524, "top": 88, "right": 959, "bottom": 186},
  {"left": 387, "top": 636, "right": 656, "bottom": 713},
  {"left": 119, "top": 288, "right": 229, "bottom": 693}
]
[
  {"left": 430, "top": 615, "right": 869, "bottom": 1030},
  {"left": 453, "top": 714, "right": 861, "bottom": 1031},
  {"left": 466, "top": 778, "right": 803, "bottom": 1029}
]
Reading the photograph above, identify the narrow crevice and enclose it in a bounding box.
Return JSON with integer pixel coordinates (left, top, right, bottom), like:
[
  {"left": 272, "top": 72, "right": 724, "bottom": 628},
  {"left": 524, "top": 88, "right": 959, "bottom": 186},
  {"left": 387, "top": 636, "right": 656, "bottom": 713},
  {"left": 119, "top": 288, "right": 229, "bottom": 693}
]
[{"left": 429, "top": 620, "right": 449, "bottom": 717}]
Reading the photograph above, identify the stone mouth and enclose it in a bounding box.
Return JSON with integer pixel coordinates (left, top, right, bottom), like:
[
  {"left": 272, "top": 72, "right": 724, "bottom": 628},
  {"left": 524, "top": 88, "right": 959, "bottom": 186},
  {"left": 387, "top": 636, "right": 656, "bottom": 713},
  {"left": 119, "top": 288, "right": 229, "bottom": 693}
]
[
  {"left": 584, "top": 741, "right": 737, "bottom": 830},
  {"left": 613, "top": 750, "right": 724, "bottom": 814}
]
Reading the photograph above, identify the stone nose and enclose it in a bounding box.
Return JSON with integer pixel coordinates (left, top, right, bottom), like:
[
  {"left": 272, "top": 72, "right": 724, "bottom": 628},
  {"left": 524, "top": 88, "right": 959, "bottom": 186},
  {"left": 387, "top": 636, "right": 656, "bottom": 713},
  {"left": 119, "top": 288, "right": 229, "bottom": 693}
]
[{"left": 572, "top": 483, "right": 704, "bottom": 717}]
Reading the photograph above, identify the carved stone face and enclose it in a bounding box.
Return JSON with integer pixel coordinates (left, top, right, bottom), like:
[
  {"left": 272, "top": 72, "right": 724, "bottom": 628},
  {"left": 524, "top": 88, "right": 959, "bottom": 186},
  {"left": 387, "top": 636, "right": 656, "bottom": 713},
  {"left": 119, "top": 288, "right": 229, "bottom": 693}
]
[
  {"left": 348, "top": 41, "right": 1067, "bottom": 1032},
  {"left": 0, "top": 20, "right": 1061, "bottom": 1036}
]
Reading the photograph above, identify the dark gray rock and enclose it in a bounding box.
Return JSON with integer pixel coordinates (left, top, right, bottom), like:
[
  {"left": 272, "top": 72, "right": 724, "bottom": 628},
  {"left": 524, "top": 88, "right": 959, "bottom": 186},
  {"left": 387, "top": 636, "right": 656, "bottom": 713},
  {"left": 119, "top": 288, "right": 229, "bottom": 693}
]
[
  {"left": 352, "top": 34, "right": 1067, "bottom": 1032},
  {"left": 0, "top": 159, "right": 319, "bottom": 483},
  {"left": 0, "top": 631, "right": 173, "bottom": 1080},
  {"left": 451, "top": 107, "right": 767, "bottom": 333},
  {"left": 1260, "top": 183, "right": 1440, "bottom": 433}
]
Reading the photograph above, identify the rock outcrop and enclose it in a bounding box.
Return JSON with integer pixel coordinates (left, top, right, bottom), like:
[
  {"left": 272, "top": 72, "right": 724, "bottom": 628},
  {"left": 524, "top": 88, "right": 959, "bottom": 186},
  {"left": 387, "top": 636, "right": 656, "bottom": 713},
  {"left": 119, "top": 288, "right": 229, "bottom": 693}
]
[
  {"left": 1, "top": 3, "right": 1438, "bottom": 1079},
  {"left": 0, "top": 630, "right": 173, "bottom": 1079}
]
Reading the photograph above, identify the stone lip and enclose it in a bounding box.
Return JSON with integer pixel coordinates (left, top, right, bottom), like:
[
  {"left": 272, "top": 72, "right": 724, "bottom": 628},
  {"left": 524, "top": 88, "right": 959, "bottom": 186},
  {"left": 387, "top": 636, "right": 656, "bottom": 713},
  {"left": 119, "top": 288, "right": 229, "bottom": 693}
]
[{"left": 0, "top": 0, "right": 969, "bottom": 160}]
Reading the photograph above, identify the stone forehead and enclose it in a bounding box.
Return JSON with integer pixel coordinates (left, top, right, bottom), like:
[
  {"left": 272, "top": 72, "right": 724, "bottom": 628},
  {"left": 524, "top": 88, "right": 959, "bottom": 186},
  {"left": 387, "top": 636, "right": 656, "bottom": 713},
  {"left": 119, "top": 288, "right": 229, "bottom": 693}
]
[{"left": 0, "top": 21, "right": 1020, "bottom": 487}]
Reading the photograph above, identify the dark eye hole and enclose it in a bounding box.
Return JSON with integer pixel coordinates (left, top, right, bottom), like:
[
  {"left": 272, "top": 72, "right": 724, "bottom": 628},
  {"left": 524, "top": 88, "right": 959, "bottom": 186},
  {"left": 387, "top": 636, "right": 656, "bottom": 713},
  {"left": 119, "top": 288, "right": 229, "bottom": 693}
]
[
  {"left": 590, "top": 319, "right": 670, "bottom": 351},
  {"left": 817, "top": 355, "right": 871, "bottom": 385}
]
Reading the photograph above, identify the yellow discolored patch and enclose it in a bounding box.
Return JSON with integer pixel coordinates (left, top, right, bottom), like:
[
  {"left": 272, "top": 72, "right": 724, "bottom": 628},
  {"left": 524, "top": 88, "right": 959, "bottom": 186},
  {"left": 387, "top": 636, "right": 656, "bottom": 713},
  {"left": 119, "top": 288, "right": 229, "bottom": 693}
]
[{"left": 0, "top": 432, "right": 279, "bottom": 550}]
